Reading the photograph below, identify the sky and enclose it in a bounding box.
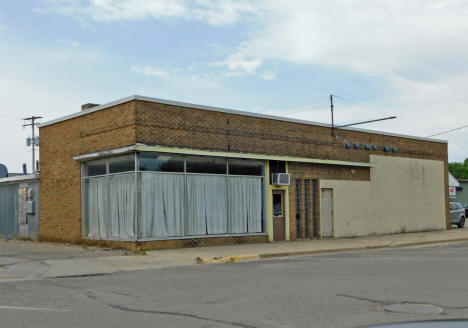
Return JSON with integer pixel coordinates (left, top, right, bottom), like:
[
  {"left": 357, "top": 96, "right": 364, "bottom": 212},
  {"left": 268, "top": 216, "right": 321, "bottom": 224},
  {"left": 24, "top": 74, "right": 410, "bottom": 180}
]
[{"left": 0, "top": 0, "right": 467, "bottom": 173}]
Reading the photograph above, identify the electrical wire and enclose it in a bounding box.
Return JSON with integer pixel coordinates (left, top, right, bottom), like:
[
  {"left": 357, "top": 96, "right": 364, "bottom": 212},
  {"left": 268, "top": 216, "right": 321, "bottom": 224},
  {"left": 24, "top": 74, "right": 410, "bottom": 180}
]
[
  {"left": 426, "top": 124, "right": 468, "bottom": 137},
  {"left": 333, "top": 94, "right": 389, "bottom": 117}
]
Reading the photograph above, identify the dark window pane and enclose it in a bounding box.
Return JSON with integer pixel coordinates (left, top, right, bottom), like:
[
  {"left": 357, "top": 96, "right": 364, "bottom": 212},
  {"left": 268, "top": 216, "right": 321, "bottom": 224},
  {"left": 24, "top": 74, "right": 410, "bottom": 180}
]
[
  {"left": 86, "top": 159, "right": 106, "bottom": 176},
  {"left": 138, "top": 153, "right": 184, "bottom": 172},
  {"left": 273, "top": 193, "right": 283, "bottom": 216},
  {"left": 228, "top": 159, "right": 263, "bottom": 176},
  {"left": 186, "top": 156, "right": 226, "bottom": 174},
  {"left": 109, "top": 155, "right": 135, "bottom": 173}
]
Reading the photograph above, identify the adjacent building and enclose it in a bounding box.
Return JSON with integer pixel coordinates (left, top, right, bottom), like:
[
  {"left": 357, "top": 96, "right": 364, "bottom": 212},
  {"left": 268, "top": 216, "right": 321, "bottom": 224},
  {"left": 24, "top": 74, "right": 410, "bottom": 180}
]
[
  {"left": 38, "top": 95, "right": 449, "bottom": 249},
  {"left": 454, "top": 179, "right": 468, "bottom": 205},
  {"left": 0, "top": 174, "right": 40, "bottom": 239}
]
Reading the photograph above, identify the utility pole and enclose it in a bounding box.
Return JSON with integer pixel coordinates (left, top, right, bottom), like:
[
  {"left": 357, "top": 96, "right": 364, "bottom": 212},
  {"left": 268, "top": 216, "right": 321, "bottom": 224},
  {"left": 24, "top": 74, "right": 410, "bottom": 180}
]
[{"left": 23, "top": 116, "right": 42, "bottom": 173}]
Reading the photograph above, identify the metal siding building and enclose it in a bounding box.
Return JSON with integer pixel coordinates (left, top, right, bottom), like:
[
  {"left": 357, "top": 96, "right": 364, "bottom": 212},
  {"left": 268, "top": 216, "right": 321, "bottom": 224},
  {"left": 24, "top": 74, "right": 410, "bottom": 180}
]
[{"left": 0, "top": 174, "right": 40, "bottom": 239}]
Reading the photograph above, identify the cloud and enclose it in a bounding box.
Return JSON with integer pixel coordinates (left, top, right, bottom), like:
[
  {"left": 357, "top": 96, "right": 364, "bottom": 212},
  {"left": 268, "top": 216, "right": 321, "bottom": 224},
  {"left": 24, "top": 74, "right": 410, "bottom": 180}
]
[
  {"left": 222, "top": 0, "right": 468, "bottom": 79},
  {"left": 131, "top": 64, "right": 220, "bottom": 89},
  {"left": 40, "top": 0, "right": 257, "bottom": 26},
  {"left": 131, "top": 65, "right": 169, "bottom": 78},
  {"left": 215, "top": 52, "right": 263, "bottom": 77},
  {"left": 260, "top": 70, "right": 276, "bottom": 80},
  {"left": 193, "top": 0, "right": 257, "bottom": 26}
]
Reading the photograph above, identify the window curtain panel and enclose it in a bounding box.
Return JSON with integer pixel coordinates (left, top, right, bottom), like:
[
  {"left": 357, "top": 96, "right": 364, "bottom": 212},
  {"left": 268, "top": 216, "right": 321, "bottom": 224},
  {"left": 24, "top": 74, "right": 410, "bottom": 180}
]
[
  {"left": 139, "top": 173, "right": 185, "bottom": 238},
  {"left": 109, "top": 174, "right": 136, "bottom": 239},
  {"left": 86, "top": 176, "right": 109, "bottom": 239},
  {"left": 187, "top": 175, "right": 227, "bottom": 236},
  {"left": 229, "top": 177, "right": 263, "bottom": 233}
]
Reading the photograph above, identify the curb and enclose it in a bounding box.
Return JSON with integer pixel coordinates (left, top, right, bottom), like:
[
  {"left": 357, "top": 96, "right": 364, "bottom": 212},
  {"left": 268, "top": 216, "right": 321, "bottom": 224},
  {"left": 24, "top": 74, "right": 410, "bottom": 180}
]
[
  {"left": 197, "top": 254, "right": 260, "bottom": 264},
  {"left": 196, "top": 237, "right": 468, "bottom": 264}
]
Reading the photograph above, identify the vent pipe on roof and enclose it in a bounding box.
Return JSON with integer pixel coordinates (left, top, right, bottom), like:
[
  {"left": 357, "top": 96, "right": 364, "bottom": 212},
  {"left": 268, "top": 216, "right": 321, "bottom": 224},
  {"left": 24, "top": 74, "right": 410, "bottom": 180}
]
[{"left": 81, "top": 103, "right": 100, "bottom": 111}]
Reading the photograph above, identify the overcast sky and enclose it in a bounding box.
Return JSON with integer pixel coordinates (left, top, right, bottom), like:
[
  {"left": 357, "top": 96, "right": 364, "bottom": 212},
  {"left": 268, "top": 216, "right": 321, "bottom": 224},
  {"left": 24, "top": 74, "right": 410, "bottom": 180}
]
[{"left": 1, "top": 0, "right": 467, "bottom": 172}]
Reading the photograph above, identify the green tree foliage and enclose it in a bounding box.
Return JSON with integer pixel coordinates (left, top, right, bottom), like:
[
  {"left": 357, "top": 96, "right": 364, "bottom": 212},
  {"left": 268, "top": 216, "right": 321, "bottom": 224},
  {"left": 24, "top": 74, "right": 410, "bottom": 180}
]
[{"left": 449, "top": 158, "right": 468, "bottom": 179}]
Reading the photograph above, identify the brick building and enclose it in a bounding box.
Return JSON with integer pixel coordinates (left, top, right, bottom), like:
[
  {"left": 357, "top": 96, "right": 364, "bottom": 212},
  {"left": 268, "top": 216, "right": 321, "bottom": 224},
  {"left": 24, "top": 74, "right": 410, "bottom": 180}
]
[{"left": 39, "top": 95, "right": 449, "bottom": 249}]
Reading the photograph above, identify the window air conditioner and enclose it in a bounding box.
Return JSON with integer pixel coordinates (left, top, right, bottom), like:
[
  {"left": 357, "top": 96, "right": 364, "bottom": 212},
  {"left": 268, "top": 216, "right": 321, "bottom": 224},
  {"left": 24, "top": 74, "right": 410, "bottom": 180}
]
[{"left": 271, "top": 173, "right": 291, "bottom": 186}]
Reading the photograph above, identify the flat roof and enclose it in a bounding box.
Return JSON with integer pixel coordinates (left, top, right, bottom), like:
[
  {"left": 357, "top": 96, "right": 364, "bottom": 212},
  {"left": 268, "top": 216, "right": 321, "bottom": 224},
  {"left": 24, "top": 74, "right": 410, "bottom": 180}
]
[
  {"left": 39, "top": 95, "right": 447, "bottom": 144},
  {"left": 0, "top": 173, "right": 39, "bottom": 184}
]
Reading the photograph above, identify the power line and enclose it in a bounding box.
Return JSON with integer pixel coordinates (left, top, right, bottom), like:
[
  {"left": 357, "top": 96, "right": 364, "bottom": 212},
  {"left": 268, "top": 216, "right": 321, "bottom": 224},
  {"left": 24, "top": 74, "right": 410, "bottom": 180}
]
[
  {"left": 426, "top": 124, "right": 468, "bottom": 138},
  {"left": 333, "top": 94, "right": 389, "bottom": 117}
]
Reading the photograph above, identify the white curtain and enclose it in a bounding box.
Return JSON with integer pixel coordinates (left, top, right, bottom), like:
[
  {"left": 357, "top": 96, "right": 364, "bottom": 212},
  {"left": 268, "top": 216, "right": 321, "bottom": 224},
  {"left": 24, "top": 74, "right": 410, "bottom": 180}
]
[
  {"left": 139, "top": 173, "right": 185, "bottom": 238},
  {"left": 229, "top": 177, "right": 263, "bottom": 233},
  {"left": 187, "top": 175, "right": 227, "bottom": 235},
  {"left": 87, "top": 177, "right": 109, "bottom": 239},
  {"left": 86, "top": 168, "right": 264, "bottom": 240},
  {"left": 86, "top": 174, "right": 136, "bottom": 240},
  {"left": 109, "top": 174, "right": 135, "bottom": 239}
]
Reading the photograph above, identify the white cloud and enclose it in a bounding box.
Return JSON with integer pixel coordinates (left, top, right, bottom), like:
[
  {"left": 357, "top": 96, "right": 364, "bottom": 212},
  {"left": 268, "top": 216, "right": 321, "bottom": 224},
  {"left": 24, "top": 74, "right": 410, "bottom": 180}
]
[
  {"left": 216, "top": 52, "right": 262, "bottom": 76},
  {"left": 131, "top": 65, "right": 169, "bottom": 78},
  {"left": 193, "top": 0, "right": 257, "bottom": 26},
  {"left": 222, "top": 0, "right": 468, "bottom": 78},
  {"left": 261, "top": 70, "right": 276, "bottom": 80},
  {"left": 131, "top": 64, "right": 220, "bottom": 89},
  {"left": 40, "top": 0, "right": 257, "bottom": 26}
]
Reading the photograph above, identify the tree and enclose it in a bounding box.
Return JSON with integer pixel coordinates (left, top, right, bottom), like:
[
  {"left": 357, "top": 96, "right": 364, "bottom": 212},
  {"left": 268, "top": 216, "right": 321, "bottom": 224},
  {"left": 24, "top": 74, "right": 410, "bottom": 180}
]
[{"left": 449, "top": 158, "right": 468, "bottom": 179}]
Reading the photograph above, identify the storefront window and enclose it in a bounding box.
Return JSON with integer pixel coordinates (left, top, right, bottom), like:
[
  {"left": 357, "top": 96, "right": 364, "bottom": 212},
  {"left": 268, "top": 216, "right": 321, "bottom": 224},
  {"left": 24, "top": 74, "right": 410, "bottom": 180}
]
[
  {"left": 109, "top": 154, "right": 135, "bottom": 173},
  {"left": 83, "top": 152, "right": 266, "bottom": 240},
  {"left": 86, "top": 159, "right": 107, "bottom": 176},
  {"left": 228, "top": 159, "right": 263, "bottom": 176},
  {"left": 186, "top": 156, "right": 227, "bottom": 174},
  {"left": 138, "top": 153, "right": 184, "bottom": 172}
]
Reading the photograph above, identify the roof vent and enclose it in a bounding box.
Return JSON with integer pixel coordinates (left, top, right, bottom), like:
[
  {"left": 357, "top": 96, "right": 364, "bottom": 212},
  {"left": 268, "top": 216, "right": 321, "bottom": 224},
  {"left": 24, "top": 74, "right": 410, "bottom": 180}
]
[{"left": 81, "top": 103, "right": 100, "bottom": 111}]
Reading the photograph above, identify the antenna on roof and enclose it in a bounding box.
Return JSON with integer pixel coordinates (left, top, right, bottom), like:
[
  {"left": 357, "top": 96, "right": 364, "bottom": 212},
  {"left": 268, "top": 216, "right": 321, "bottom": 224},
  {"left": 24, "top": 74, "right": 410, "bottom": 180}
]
[{"left": 329, "top": 94, "right": 396, "bottom": 131}]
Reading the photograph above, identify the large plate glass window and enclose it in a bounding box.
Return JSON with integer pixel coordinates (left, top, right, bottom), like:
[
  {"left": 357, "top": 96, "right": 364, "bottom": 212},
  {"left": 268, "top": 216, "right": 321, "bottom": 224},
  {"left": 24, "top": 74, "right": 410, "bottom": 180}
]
[
  {"left": 138, "top": 153, "right": 184, "bottom": 172},
  {"left": 85, "top": 159, "right": 107, "bottom": 176},
  {"left": 228, "top": 159, "right": 263, "bottom": 176},
  {"left": 109, "top": 154, "right": 135, "bottom": 174},
  {"left": 186, "top": 156, "right": 227, "bottom": 174}
]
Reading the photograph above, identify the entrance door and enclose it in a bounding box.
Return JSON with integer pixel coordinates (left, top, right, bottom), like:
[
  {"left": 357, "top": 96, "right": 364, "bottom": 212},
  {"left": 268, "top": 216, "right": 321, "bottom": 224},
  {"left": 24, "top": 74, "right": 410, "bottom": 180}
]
[
  {"left": 320, "top": 188, "right": 333, "bottom": 238},
  {"left": 272, "top": 190, "right": 285, "bottom": 241}
]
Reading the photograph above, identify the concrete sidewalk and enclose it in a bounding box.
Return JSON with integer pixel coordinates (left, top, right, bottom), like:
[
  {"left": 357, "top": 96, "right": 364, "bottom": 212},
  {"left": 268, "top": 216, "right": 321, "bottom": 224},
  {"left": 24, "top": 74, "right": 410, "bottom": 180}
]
[
  {"left": 149, "top": 228, "right": 468, "bottom": 263},
  {"left": 1, "top": 229, "right": 468, "bottom": 282}
]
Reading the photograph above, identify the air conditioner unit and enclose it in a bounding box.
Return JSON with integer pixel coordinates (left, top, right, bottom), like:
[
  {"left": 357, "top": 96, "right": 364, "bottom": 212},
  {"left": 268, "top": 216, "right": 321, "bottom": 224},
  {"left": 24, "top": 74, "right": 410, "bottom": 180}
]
[{"left": 271, "top": 173, "right": 290, "bottom": 186}]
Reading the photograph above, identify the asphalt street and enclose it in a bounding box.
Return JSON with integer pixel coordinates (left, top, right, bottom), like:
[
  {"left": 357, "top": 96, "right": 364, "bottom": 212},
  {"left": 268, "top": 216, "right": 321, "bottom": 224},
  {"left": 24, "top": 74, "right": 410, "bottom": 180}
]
[{"left": 1, "top": 242, "right": 468, "bottom": 328}]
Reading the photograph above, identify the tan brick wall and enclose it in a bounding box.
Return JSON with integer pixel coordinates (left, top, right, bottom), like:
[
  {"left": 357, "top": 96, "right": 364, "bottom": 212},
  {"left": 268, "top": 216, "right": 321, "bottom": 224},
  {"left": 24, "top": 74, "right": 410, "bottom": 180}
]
[
  {"left": 39, "top": 102, "right": 137, "bottom": 242},
  {"left": 39, "top": 98, "right": 449, "bottom": 247},
  {"left": 135, "top": 100, "right": 447, "bottom": 163}
]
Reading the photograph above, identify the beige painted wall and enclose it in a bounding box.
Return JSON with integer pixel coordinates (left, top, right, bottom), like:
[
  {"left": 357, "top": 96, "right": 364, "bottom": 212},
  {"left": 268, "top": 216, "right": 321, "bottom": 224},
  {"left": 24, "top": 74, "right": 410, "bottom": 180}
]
[{"left": 321, "top": 155, "right": 446, "bottom": 237}]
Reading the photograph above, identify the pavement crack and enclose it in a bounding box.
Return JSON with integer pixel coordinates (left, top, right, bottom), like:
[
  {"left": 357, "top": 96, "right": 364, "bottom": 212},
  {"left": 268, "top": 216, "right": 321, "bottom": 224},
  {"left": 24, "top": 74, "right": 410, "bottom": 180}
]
[
  {"left": 337, "top": 293, "right": 384, "bottom": 304},
  {"left": 0, "top": 260, "right": 32, "bottom": 269},
  {"left": 106, "top": 303, "right": 259, "bottom": 328}
]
